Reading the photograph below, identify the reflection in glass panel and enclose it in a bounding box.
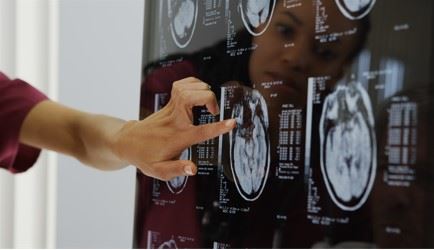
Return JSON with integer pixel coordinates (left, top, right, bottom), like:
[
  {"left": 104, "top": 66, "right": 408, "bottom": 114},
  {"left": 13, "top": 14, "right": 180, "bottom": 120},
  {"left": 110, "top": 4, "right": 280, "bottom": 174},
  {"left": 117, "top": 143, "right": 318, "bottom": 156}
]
[{"left": 134, "top": 0, "right": 434, "bottom": 248}]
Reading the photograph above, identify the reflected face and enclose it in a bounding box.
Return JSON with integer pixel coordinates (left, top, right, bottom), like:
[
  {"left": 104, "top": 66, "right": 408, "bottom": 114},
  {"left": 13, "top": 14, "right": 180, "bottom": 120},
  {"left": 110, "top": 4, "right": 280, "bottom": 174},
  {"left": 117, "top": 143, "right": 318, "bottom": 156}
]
[{"left": 249, "top": 0, "right": 363, "bottom": 103}]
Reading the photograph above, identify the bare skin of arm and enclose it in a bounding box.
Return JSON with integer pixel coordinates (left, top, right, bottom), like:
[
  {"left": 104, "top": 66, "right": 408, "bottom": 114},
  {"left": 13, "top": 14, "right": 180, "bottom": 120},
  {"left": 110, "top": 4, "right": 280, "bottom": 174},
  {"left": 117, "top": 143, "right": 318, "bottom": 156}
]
[{"left": 19, "top": 77, "right": 235, "bottom": 181}]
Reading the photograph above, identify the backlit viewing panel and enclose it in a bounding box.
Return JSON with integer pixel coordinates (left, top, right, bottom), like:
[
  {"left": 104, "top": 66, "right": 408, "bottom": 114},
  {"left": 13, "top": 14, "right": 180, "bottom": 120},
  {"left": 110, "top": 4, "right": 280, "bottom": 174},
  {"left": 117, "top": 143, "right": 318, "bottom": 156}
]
[{"left": 135, "top": 0, "right": 434, "bottom": 248}]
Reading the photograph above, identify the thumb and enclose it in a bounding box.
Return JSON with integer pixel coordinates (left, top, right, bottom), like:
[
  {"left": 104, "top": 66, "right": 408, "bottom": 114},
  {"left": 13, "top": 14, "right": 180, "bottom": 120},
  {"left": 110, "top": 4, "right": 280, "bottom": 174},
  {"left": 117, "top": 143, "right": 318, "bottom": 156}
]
[
  {"left": 188, "top": 119, "right": 236, "bottom": 146},
  {"left": 149, "top": 160, "right": 197, "bottom": 181}
]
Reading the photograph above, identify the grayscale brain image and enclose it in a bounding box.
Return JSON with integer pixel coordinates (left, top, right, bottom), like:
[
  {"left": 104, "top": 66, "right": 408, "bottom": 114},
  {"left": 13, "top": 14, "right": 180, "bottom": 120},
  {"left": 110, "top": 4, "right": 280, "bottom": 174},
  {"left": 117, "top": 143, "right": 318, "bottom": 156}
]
[
  {"left": 230, "top": 88, "right": 270, "bottom": 201},
  {"left": 240, "top": 0, "right": 276, "bottom": 35},
  {"left": 319, "top": 81, "right": 376, "bottom": 211},
  {"left": 168, "top": 0, "right": 198, "bottom": 48},
  {"left": 135, "top": 0, "right": 434, "bottom": 248}
]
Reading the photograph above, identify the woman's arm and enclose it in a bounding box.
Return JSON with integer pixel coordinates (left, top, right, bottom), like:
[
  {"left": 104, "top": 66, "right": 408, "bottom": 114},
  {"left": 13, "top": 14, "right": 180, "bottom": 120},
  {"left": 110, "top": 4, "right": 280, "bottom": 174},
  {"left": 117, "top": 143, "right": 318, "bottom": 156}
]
[
  {"left": 19, "top": 100, "right": 129, "bottom": 170},
  {"left": 19, "top": 77, "right": 235, "bottom": 180}
]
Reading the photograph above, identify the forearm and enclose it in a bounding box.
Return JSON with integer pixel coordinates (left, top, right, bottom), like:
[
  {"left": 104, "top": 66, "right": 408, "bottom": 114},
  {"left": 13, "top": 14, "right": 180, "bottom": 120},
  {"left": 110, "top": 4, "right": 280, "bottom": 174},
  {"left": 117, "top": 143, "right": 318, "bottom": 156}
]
[
  {"left": 20, "top": 101, "right": 128, "bottom": 170},
  {"left": 73, "top": 112, "right": 129, "bottom": 170}
]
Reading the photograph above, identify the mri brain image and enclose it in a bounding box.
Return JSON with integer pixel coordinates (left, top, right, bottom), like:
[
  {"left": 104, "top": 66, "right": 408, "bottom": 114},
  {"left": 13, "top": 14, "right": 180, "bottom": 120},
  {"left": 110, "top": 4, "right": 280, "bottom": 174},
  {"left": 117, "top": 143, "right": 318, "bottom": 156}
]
[
  {"left": 335, "top": 0, "right": 376, "bottom": 20},
  {"left": 229, "top": 88, "right": 270, "bottom": 201},
  {"left": 166, "top": 148, "right": 190, "bottom": 194},
  {"left": 240, "top": 0, "right": 276, "bottom": 36},
  {"left": 319, "top": 82, "right": 376, "bottom": 211},
  {"left": 168, "top": 0, "right": 198, "bottom": 48}
]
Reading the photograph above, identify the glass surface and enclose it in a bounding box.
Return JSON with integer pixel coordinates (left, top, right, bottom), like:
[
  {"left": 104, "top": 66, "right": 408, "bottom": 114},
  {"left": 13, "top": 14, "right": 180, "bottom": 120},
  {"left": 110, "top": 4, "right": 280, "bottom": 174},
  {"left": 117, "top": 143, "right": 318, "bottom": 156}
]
[{"left": 134, "top": 0, "right": 434, "bottom": 248}]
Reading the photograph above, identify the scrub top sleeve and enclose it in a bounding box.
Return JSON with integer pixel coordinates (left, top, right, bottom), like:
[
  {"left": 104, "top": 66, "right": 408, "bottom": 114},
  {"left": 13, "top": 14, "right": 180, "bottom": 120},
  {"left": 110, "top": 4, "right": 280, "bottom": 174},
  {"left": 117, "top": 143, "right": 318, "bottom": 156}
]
[{"left": 0, "top": 73, "right": 48, "bottom": 173}]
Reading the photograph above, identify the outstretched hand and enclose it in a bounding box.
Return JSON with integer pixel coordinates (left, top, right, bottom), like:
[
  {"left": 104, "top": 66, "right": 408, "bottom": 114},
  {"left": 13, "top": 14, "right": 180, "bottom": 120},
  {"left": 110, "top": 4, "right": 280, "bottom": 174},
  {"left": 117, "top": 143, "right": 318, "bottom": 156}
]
[{"left": 112, "top": 77, "right": 235, "bottom": 181}]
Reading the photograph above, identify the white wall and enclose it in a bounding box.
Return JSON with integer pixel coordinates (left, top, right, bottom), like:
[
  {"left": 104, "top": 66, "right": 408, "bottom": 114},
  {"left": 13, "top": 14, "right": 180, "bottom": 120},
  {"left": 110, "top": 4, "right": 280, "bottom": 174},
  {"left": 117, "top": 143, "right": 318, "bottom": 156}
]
[
  {"left": 1, "top": 0, "right": 58, "bottom": 248},
  {"left": 56, "top": 0, "right": 143, "bottom": 248}
]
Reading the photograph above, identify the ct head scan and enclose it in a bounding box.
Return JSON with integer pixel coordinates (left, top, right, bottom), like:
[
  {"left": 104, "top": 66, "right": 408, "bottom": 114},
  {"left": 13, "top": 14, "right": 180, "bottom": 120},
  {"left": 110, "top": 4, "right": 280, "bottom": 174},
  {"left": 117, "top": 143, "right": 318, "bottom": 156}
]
[
  {"left": 319, "top": 81, "right": 377, "bottom": 211},
  {"left": 229, "top": 87, "right": 270, "bottom": 201},
  {"left": 168, "top": 0, "right": 198, "bottom": 48},
  {"left": 240, "top": 0, "right": 276, "bottom": 36}
]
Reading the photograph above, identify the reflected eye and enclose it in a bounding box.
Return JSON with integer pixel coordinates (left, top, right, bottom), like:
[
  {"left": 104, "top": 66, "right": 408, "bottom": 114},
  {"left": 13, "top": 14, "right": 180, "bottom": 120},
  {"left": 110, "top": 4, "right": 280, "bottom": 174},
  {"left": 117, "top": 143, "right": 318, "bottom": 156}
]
[
  {"left": 276, "top": 23, "right": 295, "bottom": 40},
  {"left": 315, "top": 46, "right": 338, "bottom": 61}
]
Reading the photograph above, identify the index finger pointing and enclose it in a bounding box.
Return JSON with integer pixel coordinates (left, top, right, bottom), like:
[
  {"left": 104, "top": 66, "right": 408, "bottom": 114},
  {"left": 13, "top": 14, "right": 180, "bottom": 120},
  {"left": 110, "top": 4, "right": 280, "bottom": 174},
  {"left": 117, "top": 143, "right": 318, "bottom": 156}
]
[{"left": 185, "top": 119, "right": 236, "bottom": 146}]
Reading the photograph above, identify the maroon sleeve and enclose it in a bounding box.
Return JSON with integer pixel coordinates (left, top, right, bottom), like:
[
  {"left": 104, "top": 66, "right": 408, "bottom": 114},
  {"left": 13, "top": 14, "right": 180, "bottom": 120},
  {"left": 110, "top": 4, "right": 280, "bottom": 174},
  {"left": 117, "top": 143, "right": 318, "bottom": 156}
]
[{"left": 0, "top": 72, "right": 48, "bottom": 173}]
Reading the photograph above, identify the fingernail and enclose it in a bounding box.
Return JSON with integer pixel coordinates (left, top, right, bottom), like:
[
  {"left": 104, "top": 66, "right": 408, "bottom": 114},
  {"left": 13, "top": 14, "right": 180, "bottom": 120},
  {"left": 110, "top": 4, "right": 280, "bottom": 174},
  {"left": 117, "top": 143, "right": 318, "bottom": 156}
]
[
  {"left": 184, "top": 165, "right": 194, "bottom": 176},
  {"left": 225, "top": 119, "right": 236, "bottom": 128}
]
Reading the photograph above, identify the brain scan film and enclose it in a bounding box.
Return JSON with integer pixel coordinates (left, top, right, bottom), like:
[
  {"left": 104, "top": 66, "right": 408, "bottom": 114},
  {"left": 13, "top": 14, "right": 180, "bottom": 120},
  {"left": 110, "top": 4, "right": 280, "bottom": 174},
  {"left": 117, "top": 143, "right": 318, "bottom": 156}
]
[
  {"left": 166, "top": 148, "right": 191, "bottom": 194},
  {"left": 319, "top": 82, "right": 376, "bottom": 211},
  {"left": 335, "top": 0, "right": 376, "bottom": 20},
  {"left": 229, "top": 88, "right": 270, "bottom": 201},
  {"left": 240, "top": 0, "right": 276, "bottom": 36},
  {"left": 168, "top": 0, "right": 198, "bottom": 48}
]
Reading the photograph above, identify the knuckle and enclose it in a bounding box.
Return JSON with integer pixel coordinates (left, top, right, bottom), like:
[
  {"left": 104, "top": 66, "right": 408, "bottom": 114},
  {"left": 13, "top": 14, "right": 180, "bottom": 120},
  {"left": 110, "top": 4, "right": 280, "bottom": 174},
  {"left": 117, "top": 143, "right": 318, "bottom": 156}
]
[
  {"left": 196, "top": 81, "right": 208, "bottom": 89},
  {"left": 186, "top": 76, "right": 198, "bottom": 82},
  {"left": 179, "top": 90, "right": 190, "bottom": 102},
  {"left": 206, "top": 91, "right": 216, "bottom": 100},
  {"left": 172, "top": 81, "right": 183, "bottom": 94},
  {"left": 204, "top": 82, "right": 212, "bottom": 89},
  {"left": 172, "top": 80, "right": 180, "bottom": 89}
]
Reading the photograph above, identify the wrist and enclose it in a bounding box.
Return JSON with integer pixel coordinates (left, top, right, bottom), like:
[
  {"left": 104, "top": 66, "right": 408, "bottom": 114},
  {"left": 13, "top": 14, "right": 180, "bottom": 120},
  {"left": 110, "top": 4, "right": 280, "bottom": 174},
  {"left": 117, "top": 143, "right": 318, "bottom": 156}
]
[{"left": 110, "top": 119, "right": 139, "bottom": 168}]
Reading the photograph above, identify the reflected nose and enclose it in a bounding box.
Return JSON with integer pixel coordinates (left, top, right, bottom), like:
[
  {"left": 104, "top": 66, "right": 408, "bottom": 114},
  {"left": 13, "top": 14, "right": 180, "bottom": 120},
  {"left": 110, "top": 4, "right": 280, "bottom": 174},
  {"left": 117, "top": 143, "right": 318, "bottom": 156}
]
[{"left": 281, "top": 41, "right": 312, "bottom": 74}]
